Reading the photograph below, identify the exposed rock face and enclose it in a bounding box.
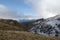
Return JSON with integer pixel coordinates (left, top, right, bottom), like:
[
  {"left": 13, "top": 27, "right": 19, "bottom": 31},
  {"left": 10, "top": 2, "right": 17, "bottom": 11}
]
[{"left": 29, "top": 15, "right": 60, "bottom": 37}]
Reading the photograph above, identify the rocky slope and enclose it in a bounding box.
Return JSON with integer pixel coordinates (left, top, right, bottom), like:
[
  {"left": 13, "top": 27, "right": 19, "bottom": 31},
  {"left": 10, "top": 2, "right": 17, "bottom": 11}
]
[{"left": 29, "top": 15, "right": 60, "bottom": 37}]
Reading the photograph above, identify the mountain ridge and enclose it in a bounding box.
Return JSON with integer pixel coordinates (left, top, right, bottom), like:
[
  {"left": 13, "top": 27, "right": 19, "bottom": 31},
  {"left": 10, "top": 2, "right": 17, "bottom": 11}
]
[{"left": 29, "top": 15, "right": 60, "bottom": 37}]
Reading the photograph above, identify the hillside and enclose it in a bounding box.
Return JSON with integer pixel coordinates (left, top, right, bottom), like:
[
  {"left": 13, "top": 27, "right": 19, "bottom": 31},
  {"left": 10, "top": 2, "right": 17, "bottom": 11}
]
[
  {"left": 0, "top": 30, "right": 58, "bottom": 40},
  {"left": 26, "top": 18, "right": 45, "bottom": 30},
  {"left": 29, "top": 15, "right": 60, "bottom": 37},
  {"left": 0, "top": 19, "right": 26, "bottom": 31}
]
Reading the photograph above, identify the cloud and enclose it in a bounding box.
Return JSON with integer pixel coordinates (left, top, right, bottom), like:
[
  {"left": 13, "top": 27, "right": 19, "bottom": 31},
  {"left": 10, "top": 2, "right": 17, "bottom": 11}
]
[
  {"left": 1, "top": 0, "right": 60, "bottom": 20},
  {"left": 25, "top": 0, "right": 60, "bottom": 18},
  {"left": 0, "top": 4, "right": 19, "bottom": 20},
  {"left": 0, "top": 4, "right": 35, "bottom": 20}
]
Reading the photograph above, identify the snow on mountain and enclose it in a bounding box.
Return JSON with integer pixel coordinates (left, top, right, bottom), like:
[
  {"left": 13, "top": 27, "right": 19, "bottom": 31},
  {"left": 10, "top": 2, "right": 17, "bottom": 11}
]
[{"left": 29, "top": 15, "right": 60, "bottom": 37}]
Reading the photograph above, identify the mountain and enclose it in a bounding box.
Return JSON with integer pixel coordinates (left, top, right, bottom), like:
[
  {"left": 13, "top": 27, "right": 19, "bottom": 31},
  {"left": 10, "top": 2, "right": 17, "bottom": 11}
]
[
  {"left": 0, "top": 18, "right": 60, "bottom": 40},
  {"left": 29, "top": 15, "right": 60, "bottom": 37}
]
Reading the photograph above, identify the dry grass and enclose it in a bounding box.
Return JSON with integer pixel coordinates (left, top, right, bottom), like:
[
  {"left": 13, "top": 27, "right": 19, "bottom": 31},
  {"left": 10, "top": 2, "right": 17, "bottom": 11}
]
[
  {"left": 0, "top": 22, "right": 25, "bottom": 31},
  {"left": 0, "top": 30, "right": 59, "bottom": 40}
]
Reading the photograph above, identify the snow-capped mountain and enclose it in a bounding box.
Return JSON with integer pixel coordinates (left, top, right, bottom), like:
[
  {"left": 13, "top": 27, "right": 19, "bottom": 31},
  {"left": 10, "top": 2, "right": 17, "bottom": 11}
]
[{"left": 29, "top": 15, "right": 60, "bottom": 37}]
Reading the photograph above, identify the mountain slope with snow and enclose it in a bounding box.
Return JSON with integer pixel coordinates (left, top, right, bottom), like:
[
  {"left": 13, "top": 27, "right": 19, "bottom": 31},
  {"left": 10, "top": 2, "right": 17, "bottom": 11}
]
[{"left": 29, "top": 15, "right": 60, "bottom": 37}]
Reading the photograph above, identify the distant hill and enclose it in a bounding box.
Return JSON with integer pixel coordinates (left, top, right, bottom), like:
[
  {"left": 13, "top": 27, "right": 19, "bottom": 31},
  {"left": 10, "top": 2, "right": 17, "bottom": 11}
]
[
  {"left": 0, "top": 19, "right": 26, "bottom": 31},
  {"left": 19, "top": 19, "right": 36, "bottom": 26},
  {"left": 0, "top": 19, "right": 36, "bottom": 31}
]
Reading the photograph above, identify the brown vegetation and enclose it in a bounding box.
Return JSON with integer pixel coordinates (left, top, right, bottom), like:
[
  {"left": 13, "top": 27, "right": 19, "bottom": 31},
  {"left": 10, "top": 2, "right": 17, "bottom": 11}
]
[{"left": 0, "top": 30, "right": 59, "bottom": 40}]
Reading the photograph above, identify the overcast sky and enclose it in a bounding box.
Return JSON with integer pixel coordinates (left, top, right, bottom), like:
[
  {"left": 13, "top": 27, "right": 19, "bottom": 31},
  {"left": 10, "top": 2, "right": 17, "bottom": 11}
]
[{"left": 0, "top": 0, "right": 59, "bottom": 20}]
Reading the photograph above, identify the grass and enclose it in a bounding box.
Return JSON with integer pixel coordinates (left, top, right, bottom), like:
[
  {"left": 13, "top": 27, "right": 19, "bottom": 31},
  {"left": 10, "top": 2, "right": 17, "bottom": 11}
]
[
  {"left": 0, "top": 30, "right": 58, "bottom": 40},
  {"left": 0, "top": 22, "right": 25, "bottom": 31}
]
